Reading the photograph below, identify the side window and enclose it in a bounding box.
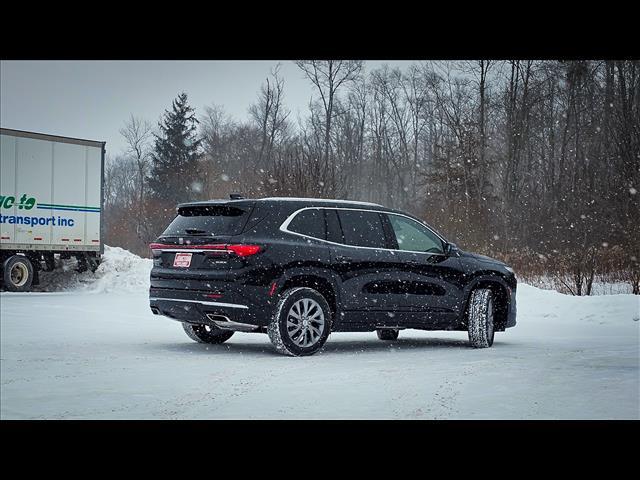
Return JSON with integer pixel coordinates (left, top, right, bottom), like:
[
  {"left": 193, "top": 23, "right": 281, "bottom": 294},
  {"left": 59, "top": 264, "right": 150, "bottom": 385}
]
[
  {"left": 287, "top": 209, "right": 326, "bottom": 240},
  {"left": 337, "top": 210, "right": 387, "bottom": 249},
  {"left": 387, "top": 214, "right": 444, "bottom": 254},
  {"left": 325, "top": 209, "right": 344, "bottom": 244}
]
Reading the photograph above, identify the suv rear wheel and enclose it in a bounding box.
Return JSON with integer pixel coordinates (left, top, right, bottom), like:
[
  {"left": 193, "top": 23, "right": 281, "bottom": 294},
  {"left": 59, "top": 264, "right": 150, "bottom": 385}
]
[
  {"left": 467, "top": 288, "right": 495, "bottom": 348},
  {"left": 182, "top": 323, "right": 235, "bottom": 344},
  {"left": 268, "top": 287, "right": 332, "bottom": 356}
]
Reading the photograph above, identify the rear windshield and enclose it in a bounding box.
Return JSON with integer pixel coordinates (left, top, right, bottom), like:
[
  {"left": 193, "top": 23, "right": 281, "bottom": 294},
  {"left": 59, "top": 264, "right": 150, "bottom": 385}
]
[{"left": 162, "top": 205, "right": 250, "bottom": 236}]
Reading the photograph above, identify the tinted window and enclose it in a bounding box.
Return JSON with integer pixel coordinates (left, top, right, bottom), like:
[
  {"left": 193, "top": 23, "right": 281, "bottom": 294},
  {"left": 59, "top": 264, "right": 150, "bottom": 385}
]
[
  {"left": 387, "top": 214, "right": 444, "bottom": 254},
  {"left": 162, "top": 205, "right": 249, "bottom": 236},
  {"left": 288, "top": 209, "right": 326, "bottom": 239},
  {"left": 325, "top": 209, "right": 344, "bottom": 243},
  {"left": 337, "top": 210, "right": 387, "bottom": 248}
]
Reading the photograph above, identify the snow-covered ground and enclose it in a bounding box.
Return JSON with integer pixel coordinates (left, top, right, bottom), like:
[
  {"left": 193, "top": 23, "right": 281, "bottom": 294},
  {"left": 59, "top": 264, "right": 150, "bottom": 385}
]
[{"left": 1, "top": 247, "right": 638, "bottom": 419}]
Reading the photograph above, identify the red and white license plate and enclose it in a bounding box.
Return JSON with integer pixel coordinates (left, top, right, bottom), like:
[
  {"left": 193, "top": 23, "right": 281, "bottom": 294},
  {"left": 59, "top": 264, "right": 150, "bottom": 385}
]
[{"left": 173, "top": 252, "right": 192, "bottom": 268}]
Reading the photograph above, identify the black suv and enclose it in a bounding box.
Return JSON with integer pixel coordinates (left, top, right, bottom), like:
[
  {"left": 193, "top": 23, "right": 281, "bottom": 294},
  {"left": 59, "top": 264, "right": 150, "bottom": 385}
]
[{"left": 149, "top": 197, "right": 517, "bottom": 356}]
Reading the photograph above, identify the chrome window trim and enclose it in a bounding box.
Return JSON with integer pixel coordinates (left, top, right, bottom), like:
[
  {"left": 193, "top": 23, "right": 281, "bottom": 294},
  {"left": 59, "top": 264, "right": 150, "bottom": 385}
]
[{"left": 279, "top": 206, "right": 449, "bottom": 256}]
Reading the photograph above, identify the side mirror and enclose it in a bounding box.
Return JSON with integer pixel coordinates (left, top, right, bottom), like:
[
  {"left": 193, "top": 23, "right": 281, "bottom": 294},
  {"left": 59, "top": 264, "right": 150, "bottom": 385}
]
[{"left": 445, "top": 242, "right": 459, "bottom": 255}]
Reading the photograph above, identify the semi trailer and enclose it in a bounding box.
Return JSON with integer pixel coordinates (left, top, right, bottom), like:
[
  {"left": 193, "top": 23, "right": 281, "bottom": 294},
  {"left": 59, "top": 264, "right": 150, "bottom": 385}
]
[{"left": 0, "top": 128, "right": 105, "bottom": 291}]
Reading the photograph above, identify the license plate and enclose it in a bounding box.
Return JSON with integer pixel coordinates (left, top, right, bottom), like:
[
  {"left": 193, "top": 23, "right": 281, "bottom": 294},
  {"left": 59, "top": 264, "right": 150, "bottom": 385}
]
[{"left": 173, "top": 252, "right": 192, "bottom": 268}]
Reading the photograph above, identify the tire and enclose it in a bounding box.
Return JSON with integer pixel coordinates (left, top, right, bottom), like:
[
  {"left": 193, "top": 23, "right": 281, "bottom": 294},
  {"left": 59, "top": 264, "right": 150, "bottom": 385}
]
[
  {"left": 182, "top": 323, "right": 235, "bottom": 344},
  {"left": 76, "top": 254, "right": 88, "bottom": 273},
  {"left": 267, "top": 287, "right": 332, "bottom": 356},
  {"left": 87, "top": 255, "right": 101, "bottom": 273},
  {"left": 2, "top": 255, "right": 34, "bottom": 292},
  {"left": 467, "top": 288, "right": 495, "bottom": 348},
  {"left": 43, "top": 253, "right": 56, "bottom": 272},
  {"left": 376, "top": 328, "right": 399, "bottom": 341}
]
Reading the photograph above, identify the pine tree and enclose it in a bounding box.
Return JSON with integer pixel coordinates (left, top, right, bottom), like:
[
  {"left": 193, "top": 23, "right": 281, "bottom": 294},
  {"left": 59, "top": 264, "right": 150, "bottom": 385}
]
[{"left": 148, "top": 92, "right": 202, "bottom": 204}]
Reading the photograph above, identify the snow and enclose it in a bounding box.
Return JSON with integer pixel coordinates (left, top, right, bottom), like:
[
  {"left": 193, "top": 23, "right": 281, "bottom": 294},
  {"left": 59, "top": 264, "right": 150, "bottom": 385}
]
[
  {"left": 32, "top": 245, "right": 153, "bottom": 294},
  {"left": 521, "top": 275, "right": 635, "bottom": 295},
  {"left": 1, "top": 247, "right": 638, "bottom": 419}
]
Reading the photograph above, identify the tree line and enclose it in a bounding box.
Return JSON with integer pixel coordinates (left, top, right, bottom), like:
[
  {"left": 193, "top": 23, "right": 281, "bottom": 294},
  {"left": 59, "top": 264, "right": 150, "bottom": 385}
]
[{"left": 104, "top": 60, "right": 640, "bottom": 294}]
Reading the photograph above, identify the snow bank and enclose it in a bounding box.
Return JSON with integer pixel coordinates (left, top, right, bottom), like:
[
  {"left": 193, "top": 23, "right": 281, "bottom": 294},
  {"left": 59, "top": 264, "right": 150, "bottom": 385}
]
[
  {"left": 87, "top": 246, "right": 152, "bottom": 294},
  {"left": 520, "top": 274, "right": 634, "bottom": 295},
  {"left": 34, "top": 245, "right": 151, "bottom": 294},
  {"left": 516, "top": 283, "right": 640, "bottom": 327}
]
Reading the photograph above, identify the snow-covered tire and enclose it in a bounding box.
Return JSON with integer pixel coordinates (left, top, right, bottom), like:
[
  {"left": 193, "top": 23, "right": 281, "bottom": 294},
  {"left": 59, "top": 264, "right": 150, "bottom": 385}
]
[
  {"left": 467, "top": 288, "right": 495, "bottom": 348},
  {"left": 2, "top": 255, "right": 34, "bottom": 292},
  {"left": 182, "top": 323, "right": 234, "bottom": 344},
  {"left": 376, "top": 329, "right": 399, "bottom": 341},
  {"left": 267, "top": 287, "right": 332, "bottom": 357}
]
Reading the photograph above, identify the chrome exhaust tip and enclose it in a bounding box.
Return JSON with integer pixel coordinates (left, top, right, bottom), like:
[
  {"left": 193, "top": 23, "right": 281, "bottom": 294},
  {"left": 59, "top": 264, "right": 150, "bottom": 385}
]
[{"left": 206, "top": 314, "right": 258, "bottom": 332}]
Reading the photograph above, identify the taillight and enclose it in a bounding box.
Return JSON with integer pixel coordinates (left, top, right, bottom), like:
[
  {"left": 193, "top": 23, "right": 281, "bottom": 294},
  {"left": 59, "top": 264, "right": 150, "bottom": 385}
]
[
  {"left": 227, "top": 245, "right": 261, "bottom": 257},
  {"left": 148, "top": 243, "right": 261, "bottom": 257}
]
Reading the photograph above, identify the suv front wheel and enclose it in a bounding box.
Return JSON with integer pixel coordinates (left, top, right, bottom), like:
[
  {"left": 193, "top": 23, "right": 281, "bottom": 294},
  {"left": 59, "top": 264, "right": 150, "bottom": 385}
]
[
  {"left": 467, "top": 288, "right": 495, "bottom": 348},
  {"left": 268, "top": 287, "right": 332, "bottom": 356}
]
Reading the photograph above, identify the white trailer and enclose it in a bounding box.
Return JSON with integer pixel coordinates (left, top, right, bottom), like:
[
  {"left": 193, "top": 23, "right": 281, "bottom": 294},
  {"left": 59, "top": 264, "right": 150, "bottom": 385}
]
[{"left": 0, "top": 128, "right": 105, "bottom": 291}]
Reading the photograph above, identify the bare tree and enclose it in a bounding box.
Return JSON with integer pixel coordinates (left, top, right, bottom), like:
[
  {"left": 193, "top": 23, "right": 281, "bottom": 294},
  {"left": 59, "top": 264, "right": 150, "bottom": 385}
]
[
  {"left": 295, "top": 60, "right": 363, "bottom": 195},
  {"left": 119, "top": 115, "right": 153, "bottom": 240},
  {"left": 249, "top": 64, "right": 290, "bottom": 169}
]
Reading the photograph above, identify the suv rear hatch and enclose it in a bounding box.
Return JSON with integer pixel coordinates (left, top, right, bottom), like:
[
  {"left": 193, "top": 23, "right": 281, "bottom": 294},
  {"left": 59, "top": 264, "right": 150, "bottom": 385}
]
[{"left": 151, "top": 202, "right": 256, "bottom": 271}]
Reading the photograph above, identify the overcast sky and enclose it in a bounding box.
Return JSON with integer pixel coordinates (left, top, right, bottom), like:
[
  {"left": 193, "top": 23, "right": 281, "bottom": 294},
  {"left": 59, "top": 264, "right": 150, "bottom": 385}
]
[{"left": 1, "top": 60, "right": 416, "bottom": 157}]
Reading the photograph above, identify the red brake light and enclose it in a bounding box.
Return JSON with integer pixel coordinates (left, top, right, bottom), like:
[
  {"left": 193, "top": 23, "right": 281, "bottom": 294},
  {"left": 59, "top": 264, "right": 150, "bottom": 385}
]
[
  {"left": 149, "top": 243, "right": 261, "bottom": 257},
  {"left": 227, "top": 244, "right": 261, "bottom": 257}
]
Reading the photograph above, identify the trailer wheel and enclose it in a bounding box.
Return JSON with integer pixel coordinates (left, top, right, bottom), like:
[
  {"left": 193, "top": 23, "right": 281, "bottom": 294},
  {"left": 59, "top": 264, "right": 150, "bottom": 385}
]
[
  {"left": 76, "top": 254, "right": 88, "bottom": 273},
  {"left": 43, "top": 253, "right": 56, "bottom": 272},
  {"left": 87, "top": 255, "right": 101, "bottom": 273},
  {"left": 2, "top": 255, "right": 34, "bottom": 292}
]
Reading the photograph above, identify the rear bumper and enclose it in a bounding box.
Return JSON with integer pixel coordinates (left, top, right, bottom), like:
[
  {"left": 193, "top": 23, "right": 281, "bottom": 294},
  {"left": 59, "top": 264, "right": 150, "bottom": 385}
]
[{"left": 149, "top": 287, "right": 272, "bottom": 329}]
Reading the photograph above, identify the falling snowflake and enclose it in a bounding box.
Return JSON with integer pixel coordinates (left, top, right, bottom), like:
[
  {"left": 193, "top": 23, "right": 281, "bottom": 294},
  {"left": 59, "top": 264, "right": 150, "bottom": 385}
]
[
  {"left": 190, "top": 181, "right": 203, "bottom": 193},
  {"left": 630, "top": 187, "right": 637, "bottom": 195},
  {"left": 220, "top": 174, "right": 230, "bottom": 182}
]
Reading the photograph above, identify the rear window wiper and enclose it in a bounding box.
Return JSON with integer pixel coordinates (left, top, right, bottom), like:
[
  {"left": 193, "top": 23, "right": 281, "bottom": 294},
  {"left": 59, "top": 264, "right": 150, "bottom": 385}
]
[{"left": 184, "top": 228, "right": 210, "bottom": 235}]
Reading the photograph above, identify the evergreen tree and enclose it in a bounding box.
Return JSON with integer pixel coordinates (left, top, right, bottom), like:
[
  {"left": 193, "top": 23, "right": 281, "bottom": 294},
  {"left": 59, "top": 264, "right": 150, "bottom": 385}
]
[{"left": 148, "top": 92, "right": 202, "bottom": 204}]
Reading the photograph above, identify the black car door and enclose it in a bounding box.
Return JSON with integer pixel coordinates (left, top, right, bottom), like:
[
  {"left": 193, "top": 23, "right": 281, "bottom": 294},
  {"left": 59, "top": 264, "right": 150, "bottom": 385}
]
[
  {"left": 379, "top": 212, "right": 466, "bottom": 325},
  {"left": 326, "top": 208, "right": 401, "bottom": 317}
]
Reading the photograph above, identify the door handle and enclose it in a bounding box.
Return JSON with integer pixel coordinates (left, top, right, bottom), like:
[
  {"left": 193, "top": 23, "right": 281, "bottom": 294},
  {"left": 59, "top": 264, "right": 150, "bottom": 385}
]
[{"left": 336, "top": 255, "right": 353, "bottom": 263}]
